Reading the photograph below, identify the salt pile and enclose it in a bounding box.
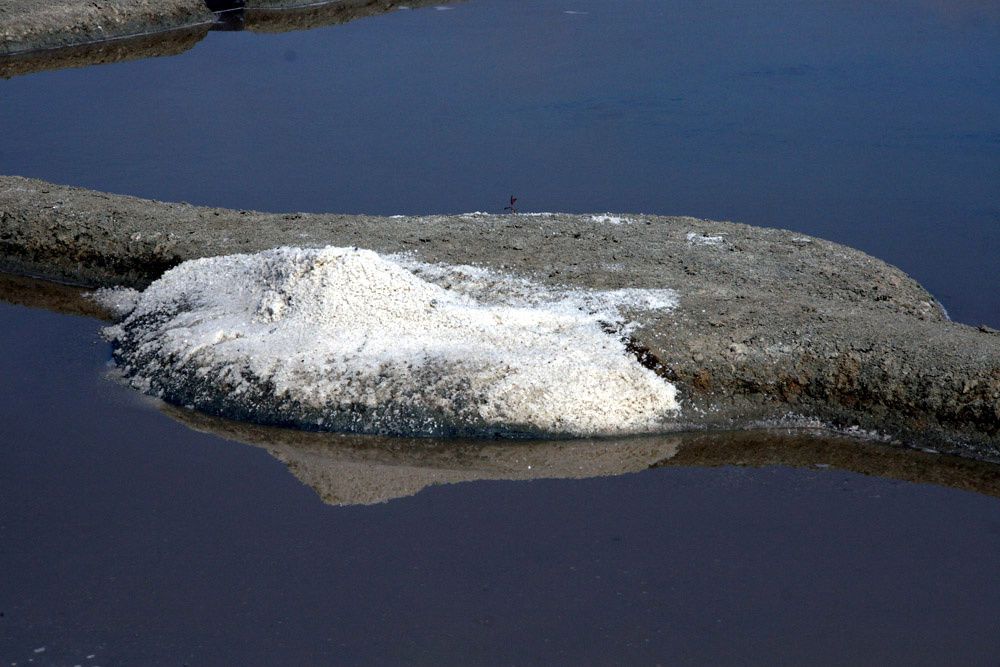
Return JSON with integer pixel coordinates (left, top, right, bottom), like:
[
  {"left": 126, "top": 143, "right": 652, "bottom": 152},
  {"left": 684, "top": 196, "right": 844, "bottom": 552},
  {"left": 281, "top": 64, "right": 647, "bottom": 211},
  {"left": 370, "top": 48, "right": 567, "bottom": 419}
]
[{"left": 99, "top": 246, "right": 680, "bottom": 437}]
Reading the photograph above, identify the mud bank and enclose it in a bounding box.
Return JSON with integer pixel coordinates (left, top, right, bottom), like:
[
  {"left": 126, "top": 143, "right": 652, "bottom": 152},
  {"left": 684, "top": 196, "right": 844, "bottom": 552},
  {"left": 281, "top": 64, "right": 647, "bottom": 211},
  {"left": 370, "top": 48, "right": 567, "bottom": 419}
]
[
  {"left": 1, "top": 175, "right": 998, "bottom": 460},
  {"left": 0, "top": 0, "right": 212, "bottom": 56}
]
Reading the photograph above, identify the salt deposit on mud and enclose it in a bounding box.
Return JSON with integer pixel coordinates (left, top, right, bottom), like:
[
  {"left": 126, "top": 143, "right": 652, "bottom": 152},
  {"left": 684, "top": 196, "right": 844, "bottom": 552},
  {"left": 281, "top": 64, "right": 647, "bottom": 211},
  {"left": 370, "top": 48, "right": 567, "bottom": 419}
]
[
  {"left": 3, "top": 176, "right": 997, "bottom": 460},
  {"left": 99, "top": 246, "right": 681, "bottom": 437}
]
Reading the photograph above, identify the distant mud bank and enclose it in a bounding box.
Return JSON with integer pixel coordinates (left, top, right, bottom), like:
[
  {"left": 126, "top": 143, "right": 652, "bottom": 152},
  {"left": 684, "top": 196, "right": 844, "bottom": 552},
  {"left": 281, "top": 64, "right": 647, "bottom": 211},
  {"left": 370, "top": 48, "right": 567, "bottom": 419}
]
[
  {"left": 0, "top": 0, "right": 456, "bottom": 77},
  {"left": 0, "top": 0, "right": 212, "bottom": 56}
]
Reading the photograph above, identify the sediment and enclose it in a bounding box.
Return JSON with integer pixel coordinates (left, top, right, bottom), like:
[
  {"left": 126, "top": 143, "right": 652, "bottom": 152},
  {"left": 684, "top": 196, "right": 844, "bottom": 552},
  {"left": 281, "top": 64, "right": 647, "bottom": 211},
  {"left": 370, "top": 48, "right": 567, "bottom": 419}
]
[{"left": 1, "top": 175, "right": 997, "bottom": 460}]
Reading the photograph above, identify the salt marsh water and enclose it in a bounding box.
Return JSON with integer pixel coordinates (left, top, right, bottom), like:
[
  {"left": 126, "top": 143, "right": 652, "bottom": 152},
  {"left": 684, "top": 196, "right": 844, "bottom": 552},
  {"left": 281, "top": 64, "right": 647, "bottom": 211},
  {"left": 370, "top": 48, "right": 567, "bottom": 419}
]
[
  {"left": 2, "top": 297, "right": 1000, "bottom": 664},
  {"left": 1, "top": 0, "right": 999, "bottom": 663},
  {"left": 1, "top": 0, "right": 998, "bottom": 326}
]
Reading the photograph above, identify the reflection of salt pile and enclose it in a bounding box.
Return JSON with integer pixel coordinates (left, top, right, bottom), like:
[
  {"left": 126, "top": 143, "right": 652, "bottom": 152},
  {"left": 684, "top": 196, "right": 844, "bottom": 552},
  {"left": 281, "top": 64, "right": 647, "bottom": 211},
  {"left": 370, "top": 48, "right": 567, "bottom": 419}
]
[{"left": 100, "top": 247, "right": 680, "bottom": 437}]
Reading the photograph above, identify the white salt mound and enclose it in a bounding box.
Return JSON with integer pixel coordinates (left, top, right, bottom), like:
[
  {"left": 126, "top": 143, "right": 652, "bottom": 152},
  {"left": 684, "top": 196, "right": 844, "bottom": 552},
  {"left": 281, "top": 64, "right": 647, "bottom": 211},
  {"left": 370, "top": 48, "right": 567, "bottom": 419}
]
[
  {"left": 686, "top": 231, "right": 725, "bottom": 246},
  {"left": 100, "top": 247, "right": 680, "bottom": 437}
]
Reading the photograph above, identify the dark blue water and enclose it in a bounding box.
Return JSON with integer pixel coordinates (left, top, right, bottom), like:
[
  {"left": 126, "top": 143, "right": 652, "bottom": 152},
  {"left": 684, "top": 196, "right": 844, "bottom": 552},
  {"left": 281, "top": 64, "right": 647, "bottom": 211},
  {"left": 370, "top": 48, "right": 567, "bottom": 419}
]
[
  {"left": 2, "top": 2, "right": 1000, "bottom": 664},
  {"left": 2, "top": 301, "right": 1000, "bottom": 665},
  {"left": 1, "top": 0, "right": 998, "bottom": 325}
]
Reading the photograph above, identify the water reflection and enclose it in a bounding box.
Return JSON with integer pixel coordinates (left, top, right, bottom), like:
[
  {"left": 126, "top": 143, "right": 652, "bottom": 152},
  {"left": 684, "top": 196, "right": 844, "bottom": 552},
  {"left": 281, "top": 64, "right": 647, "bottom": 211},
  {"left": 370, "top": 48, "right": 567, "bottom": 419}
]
[
  {"left": 0, "top": 26, "right": 209, "bottom": 79},
  {"left": 208, "top": 0, "right": 462, "bottom": 34},
  {"left": 0, "top": 272, "right": 112, "bottom": 319},
  {"left": 2, "top": 270, "right": 998, "bottom": 506},
  {"left": 242, "top": 0, "right": 462, "bottom": 34},
  {"left": 164, "top": 405, "right": 1000, "bottom": 506}
]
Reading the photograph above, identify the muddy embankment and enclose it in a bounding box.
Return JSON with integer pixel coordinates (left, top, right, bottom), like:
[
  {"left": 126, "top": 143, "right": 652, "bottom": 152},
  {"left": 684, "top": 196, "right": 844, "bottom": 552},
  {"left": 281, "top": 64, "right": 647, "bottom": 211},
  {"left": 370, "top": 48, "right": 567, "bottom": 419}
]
[
  {"left": 1, "top": 175, "right": 997, "bottom": 461},
  {"left": 0, "top": 0, "right": 455, "bottom": 78}
]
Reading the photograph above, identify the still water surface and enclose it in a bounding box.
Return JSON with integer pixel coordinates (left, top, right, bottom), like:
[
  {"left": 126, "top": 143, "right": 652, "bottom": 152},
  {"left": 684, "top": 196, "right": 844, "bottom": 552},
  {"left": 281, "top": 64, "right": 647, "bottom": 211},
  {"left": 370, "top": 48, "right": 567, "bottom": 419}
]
[
  {"left": 1, "top": 1, "right": 1000, "bottom": 664},
  {"left": 1, "top": 0, "right": 998, "bottom": 324},
  {"left": 2, "top": 300, "right": 1000, "bottom": 664}
]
